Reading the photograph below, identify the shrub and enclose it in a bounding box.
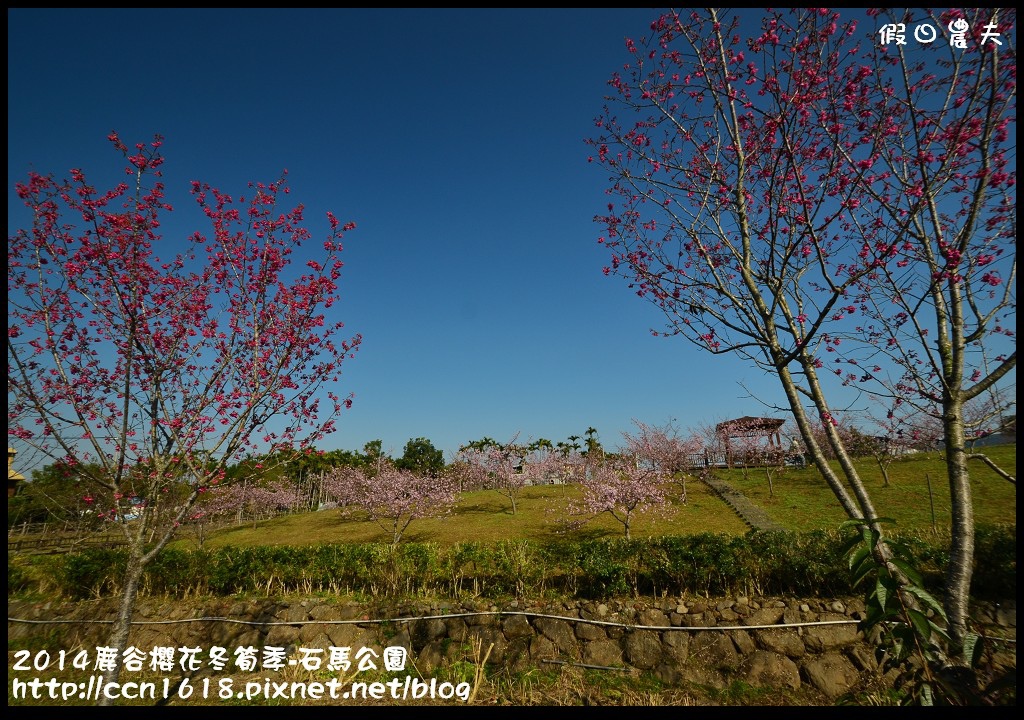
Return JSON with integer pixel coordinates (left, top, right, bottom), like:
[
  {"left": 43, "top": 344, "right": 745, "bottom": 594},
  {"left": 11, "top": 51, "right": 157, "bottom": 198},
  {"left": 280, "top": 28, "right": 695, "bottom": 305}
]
[{"left": 14, "top": 526, "right": 1013, "bottom": 603}]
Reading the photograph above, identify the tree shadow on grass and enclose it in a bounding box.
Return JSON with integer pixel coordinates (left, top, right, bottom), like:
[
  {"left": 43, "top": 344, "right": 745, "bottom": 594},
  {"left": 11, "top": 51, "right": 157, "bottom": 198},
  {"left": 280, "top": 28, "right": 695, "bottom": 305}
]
[
  {"left": 399, "top": 529, "right": 436, "bottom": 544},
  {"left": 537, "top": 524, "right": 618, "bottom": 543},
  {"left": 455, "top": 500, "right": 510, "bottom": 515}
]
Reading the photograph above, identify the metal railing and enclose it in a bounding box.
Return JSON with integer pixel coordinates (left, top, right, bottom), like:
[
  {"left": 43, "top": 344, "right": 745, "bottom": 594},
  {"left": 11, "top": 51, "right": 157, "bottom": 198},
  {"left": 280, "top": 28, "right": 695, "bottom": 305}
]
[{"left": 683, "top": 449, "right": 796, "bottom": 469}]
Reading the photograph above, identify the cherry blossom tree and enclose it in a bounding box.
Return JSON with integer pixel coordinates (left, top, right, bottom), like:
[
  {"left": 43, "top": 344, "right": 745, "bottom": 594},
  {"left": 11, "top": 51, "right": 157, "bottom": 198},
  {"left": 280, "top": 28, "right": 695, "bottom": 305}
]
[
  {"left": 621, "top": 419, "right": 704, "bottom": 503},
  {"left": 587, "top": 7, "right": 1015, "bottom": 660},
  {"left": 182, "top": 477, "right": 301, "bottom": 546},
  {"left": 562, "top": 457, "right": 669, "bottom": 541},
  {"left": 7, "top": 133, "right": 361, "bottom": 699},
  {"left": 557, "top": 422, "right": 680, "bottom": 539},
  {"left": 323, "top": 461, "right": 458, "bottom": 545},
  {"left": 444, "top": 455, "right": 484, "bottom": 493},
  {"left": 202, "top": 479, "right": 302, "bottom": 527},
  {"left": 456, "top": 434, "right": 532, "bottom": 514}
]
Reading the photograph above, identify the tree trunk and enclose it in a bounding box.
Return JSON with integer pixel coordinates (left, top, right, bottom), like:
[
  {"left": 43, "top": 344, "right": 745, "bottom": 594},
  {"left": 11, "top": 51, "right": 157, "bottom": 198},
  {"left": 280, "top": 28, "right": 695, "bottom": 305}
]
[
  {"left": 943, "top": 397, "right": 975, "bottom": 652},
  {"left": 776, "top": 363, "right": 863, "bottom": 519},
  {"left": 874, "top": 456, "right": 891, "bottom": 487},
  {"left": 96, "top": 539, "right": 147, "bottom": 706}
]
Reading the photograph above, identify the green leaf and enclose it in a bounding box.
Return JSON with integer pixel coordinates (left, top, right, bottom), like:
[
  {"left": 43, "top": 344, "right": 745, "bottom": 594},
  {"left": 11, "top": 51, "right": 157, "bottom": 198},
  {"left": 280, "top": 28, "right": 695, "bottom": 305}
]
[
  {"left": 850, "top": 555, "right": 876, "bottom": 587},
  {"left": 888, "top": 538, "right": 920, "bottom": 566},
  {"left": 907, "top": 609, "right": 932, "bottom": 641},
  {"left": 887, "top": 556, "right": 924, "bottom": 586},
  {"left": 889, "top": 634, "right": 909, "bottom": 661},
  {"left": 839, "top": 531, "right": 865, "bottom": 558},
  {"left": 875, "top": 574, "right": 899, "bottom": 611},
  {"left": 963, "top": 632, "right": 984, "bottom": 668},
  {"left": 929, "top": 622, "right": 951, "bottom": 645},
  {"left": 847, "top": 544, "right": 870, "bottom": 571},
  {"left": 874, "top": 576, "right": 888, "bottom": 611},
  {"left": 904, "top": 584, "right": 948, "bottom": 622},
  {"left": 919, "top": 682, "right": 934, "bottom": 706}
]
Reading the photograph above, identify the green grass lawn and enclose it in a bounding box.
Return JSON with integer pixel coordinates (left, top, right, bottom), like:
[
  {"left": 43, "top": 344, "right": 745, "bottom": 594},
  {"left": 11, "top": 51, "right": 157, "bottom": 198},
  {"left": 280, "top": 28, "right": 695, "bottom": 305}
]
[
  {"left": 722, "top": 444, "right": 1017, "bottom": 533},
  {"left": 176, "top": 445, "right": 1015, "bottom": 551},
  {"left": 178, "top": 479, "right": 751, "bottom": 550}
]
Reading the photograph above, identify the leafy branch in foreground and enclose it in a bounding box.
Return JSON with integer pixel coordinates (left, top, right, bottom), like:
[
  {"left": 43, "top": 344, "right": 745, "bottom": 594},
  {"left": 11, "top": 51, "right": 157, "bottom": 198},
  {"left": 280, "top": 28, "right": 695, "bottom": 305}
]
[{"left": 842, "top": 518, "right": 1009, "bottom": 706}]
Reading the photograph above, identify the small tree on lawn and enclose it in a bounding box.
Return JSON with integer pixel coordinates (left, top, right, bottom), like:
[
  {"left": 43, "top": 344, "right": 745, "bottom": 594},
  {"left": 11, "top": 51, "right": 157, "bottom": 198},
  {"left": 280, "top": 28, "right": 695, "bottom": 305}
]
[
  {"left": 323, "top": 461, "right": 458, "bottom": 545},
  {"left": 456, "top": 433, "right": 532, "bottom": 514},
  {"left": 562, "top": 422, "right": 676, "bottom": 540},
  {"left": 860, "top": 410, "right": 924, "bottom": 488},
  {"left": 562, "top": 457, "right": 669, "bottom": 540},
  {"left": 7, "top": 133, "right": 361, "bottom": 702},
  {"left": 200, "top": 478, "right": 302, "bottom": 529},
  {"left": 623, "top": 419, "right": 704, "bottom": 503}
]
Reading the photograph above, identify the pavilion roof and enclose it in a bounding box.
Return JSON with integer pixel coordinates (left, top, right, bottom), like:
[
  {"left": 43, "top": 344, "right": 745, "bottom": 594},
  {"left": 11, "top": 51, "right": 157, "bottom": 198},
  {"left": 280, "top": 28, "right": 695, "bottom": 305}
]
[{"left": 715, "top": 416, "right": 786, "bottom": 435}]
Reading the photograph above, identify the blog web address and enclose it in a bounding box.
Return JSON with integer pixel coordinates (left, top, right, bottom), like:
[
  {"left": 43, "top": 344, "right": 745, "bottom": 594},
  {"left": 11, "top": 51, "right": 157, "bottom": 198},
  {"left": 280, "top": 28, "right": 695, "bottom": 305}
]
[
  {"left": 12, "top": 674, "right": 472, "bottom": 703},
  {"left": 10, "top": 643, "right": 473, "bottom": 704}
]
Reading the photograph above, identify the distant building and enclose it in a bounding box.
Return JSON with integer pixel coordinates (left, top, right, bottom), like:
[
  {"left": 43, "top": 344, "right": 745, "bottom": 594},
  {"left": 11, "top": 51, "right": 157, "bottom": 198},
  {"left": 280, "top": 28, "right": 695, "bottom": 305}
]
[{"left": 8, "top": 447, "right": 26, "bottom": 498}]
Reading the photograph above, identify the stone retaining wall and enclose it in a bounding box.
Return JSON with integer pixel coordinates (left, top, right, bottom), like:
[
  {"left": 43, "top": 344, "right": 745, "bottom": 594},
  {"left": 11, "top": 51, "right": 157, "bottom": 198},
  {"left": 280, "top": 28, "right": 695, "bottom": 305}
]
[{"left": 8, "top": 595, "right": 1016, "bottom": 702}]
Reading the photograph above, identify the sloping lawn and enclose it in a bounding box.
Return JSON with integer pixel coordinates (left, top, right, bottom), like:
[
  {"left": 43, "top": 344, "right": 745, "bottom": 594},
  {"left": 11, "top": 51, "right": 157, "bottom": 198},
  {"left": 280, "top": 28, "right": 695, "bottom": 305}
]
[
  {"left": 720, "top": 444, "right": 1017, "bottom": 532},
  {"left": 179, "top": 445, "right": 1015, "bottom": 550},
  {"left": 179, "top": 480, "right": 750, "bottom": 550}
]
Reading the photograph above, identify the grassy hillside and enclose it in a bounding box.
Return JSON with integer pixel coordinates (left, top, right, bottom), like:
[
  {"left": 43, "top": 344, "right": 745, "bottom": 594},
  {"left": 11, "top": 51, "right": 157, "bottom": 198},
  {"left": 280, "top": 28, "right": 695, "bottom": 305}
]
[
  {"left": 180, "top": 479, "right": 749, "bottom": 550},
  {"left": 722, "top": 444, "right": 1017, "bottom": 532},
  {"left": 178, "top": 445, "right": 1015, "bottom": 551}
]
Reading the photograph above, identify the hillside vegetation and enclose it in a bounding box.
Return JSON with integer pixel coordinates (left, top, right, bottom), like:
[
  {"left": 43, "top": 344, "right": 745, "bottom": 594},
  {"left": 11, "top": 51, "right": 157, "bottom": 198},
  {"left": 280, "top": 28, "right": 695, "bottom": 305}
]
[{"left": 177, "top": 446, "right": 1016, "bottom": 550}]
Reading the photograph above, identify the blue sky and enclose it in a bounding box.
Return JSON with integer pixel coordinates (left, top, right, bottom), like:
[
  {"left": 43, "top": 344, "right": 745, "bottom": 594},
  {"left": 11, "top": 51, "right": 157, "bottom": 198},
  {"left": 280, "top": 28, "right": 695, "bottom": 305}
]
[{"left": 10, "top": 8, "right": 1007, "bottom": 463}]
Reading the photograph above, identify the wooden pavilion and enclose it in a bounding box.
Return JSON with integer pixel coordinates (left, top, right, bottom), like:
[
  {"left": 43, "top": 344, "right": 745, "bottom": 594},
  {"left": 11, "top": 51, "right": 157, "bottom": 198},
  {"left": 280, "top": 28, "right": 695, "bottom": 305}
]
[{"left": 715, "top": 416, "right": 786, "bottom": 468}]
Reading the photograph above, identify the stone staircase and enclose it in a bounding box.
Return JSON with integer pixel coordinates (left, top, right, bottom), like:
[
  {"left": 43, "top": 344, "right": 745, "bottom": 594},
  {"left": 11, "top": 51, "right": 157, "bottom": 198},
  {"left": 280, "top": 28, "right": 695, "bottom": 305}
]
[{"left": 700, "top": 474, "right": 788, "bottom": 532}]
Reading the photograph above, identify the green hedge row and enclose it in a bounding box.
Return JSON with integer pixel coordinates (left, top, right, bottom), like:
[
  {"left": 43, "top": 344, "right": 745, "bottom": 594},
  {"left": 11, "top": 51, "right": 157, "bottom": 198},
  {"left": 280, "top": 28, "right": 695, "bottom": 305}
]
[{"left": 9, "top": 525, "right": 1015, "bottom": 602}]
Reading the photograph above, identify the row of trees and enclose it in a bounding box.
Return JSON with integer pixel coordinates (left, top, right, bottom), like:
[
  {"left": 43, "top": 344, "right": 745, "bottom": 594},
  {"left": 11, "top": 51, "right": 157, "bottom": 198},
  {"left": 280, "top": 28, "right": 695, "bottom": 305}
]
[
  {"left": 14, "top": 406, "right": 993, "bottom": 533},
  {"left": 34, "top": 408, "right": 983, "bottom": 555},
  {"left": 8, "top": 417, "right": 785, "bottom": 545},
  {"left": 278, "top": 420, "right": 715, "bottom": 544}
]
